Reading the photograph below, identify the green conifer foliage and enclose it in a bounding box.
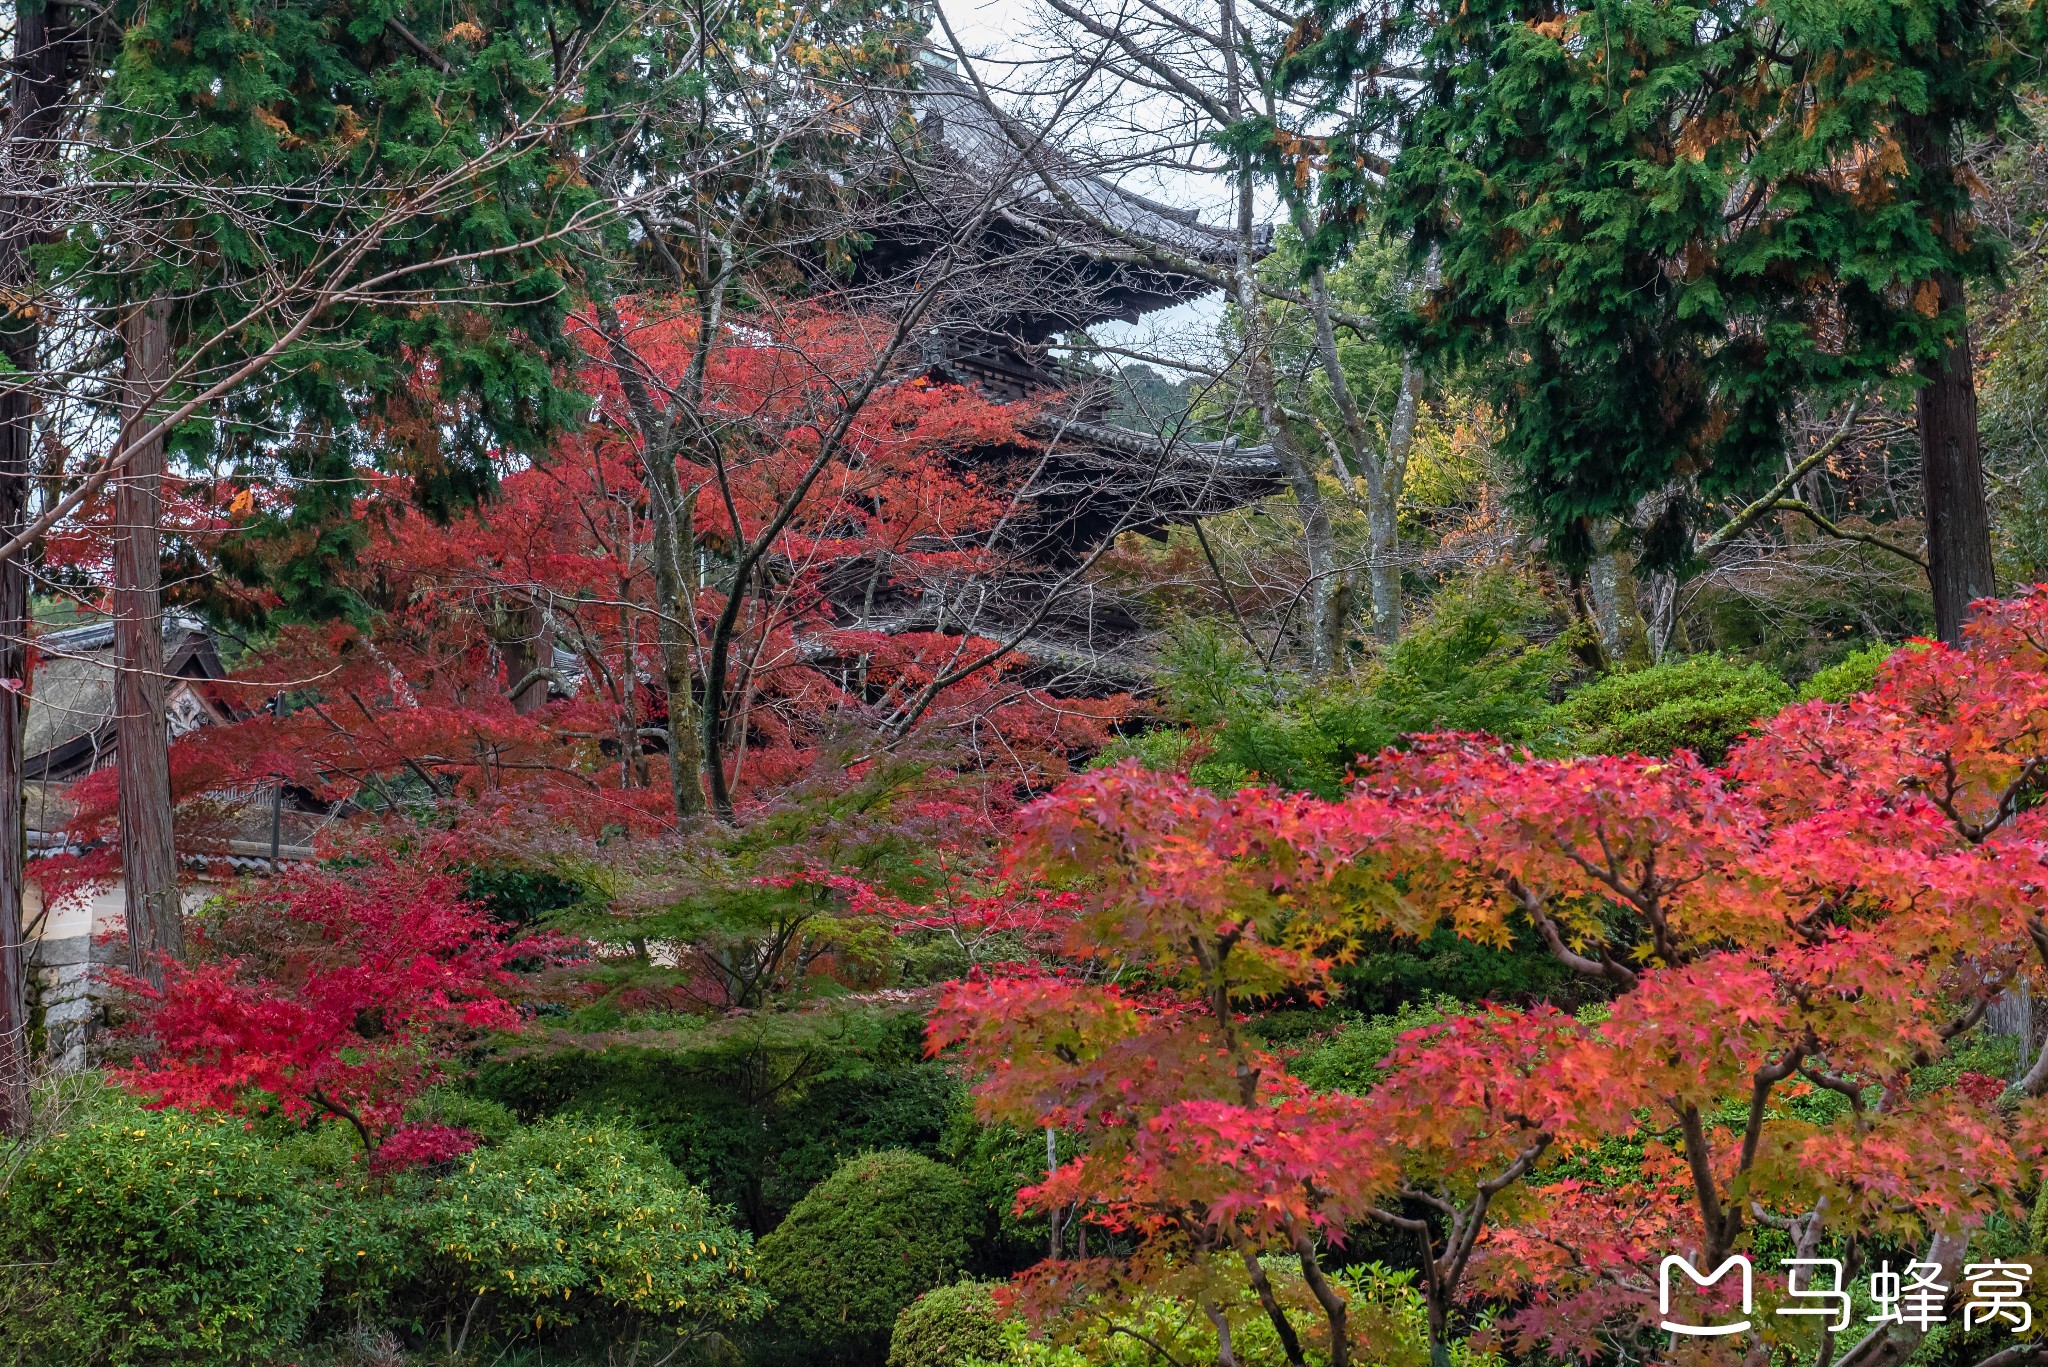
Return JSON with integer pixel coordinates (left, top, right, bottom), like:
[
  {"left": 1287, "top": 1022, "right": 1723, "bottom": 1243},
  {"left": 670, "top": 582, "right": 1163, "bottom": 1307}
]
[{"left": 1285, "top": 0, "right": 2024, "bottom": 567}]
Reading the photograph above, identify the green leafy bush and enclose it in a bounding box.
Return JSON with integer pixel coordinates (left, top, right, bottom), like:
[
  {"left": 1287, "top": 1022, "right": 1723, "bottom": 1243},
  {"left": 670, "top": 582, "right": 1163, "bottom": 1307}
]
[
  {"left": 1551, "top": 652, "right": 1791, "bottom": 763},
  {"left": 1099, "top": 572, "right": 1572, "bottom": 797},
  {"left": 470, "top": 1005, "right": 958, "bottom": 1232},
  {"left": 756, "top": 1149, "right": 977, "bottom": 1362},
  {"left": 1291, "top": 999, "right": 1459, "bottom": 1095},
  {"left": 996, "top": 1262, "right": 1496, "bottom": 1367},
  {"left": 1797, "top": 641, "right": 1898, "bottom": 703},
  {"left": 0, "top": 1094, "right": 323, "bottom": 1365},
  {"left": 890, "top": 1281, "right": 1011, "bottom": 1367},
  {"left": 409, "top": 1116, "right": 766, "bottom": 1348}
]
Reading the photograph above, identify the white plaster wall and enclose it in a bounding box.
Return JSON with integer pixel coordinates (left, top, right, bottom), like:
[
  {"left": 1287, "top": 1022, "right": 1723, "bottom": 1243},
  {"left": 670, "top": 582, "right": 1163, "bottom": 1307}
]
[{"left": 24, "top": 877, "right": 215, "bottom": 1072}]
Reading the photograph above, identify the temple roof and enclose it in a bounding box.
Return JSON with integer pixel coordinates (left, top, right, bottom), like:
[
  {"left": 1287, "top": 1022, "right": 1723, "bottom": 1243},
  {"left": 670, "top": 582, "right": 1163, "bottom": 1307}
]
[
  {"left": 860, "top": 61, "right": 1264, "bottom": 344},
  {"left": 25, "top": 613, "right": 229, "bottom": 781},
  {"left": 914, "top": 64, "right": 1243, "bottom": 266}
]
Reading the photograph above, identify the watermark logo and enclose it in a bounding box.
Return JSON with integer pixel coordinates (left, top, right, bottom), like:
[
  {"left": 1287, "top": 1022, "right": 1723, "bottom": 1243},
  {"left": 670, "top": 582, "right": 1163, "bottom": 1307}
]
[
  {"left": 1660, "top": 1255, "right": 1753, "bottom": 1336},
  {"left": 1655, "top": 1255, "right": 2034, "bottom": 1337},
  {"left": 1778, "top": 1258, "right": 1851, "bottom": 1332}
]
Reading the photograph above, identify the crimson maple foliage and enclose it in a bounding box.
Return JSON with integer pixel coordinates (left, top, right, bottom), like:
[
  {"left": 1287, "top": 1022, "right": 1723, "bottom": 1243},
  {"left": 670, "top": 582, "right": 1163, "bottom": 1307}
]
[
  {"left": 111, "top": 843, "right": 540, "bottom": 1148},
  {"left": 64, "top": 304, "right": 1126, "bottom": 866},
  {"left": 937, "top": 588, "right": 2048, "bottom": 1367}
]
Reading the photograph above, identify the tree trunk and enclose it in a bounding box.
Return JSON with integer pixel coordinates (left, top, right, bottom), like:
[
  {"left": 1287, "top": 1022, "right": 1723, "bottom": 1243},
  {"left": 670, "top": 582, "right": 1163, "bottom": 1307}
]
[
  {"left": 1241, "top": 282, "right": 1343, "bottom": 672},
  {"left": 645, "top": 478, "right": 703, "bottom": 820},
  {"left": 0, "top": 0, "right": 88, "bottom": 1129},
  {"left": 1589, "top": 546, "right": 1624, "bottom": 660},
  {"left": 1916, "top": 270, "right": 1996, "bottom": 645},
  {"left": 1371, "top": 362, "right": 1425, "bottom": 644},
  {"left": 1901, "top": 115, "right": 1998, "bottom": 645},
  {"left": 590, "top": 299, "right": 705, "bottom": 819},
  {"left": 0, "top": 335, "right": 29, "bottom": 1136},
  {"left": 115, "top": 296, "right": 180, "bottom": 982},
  {"left": 501, "top": 597, "right": 553, "bottom": 715},
  {"left": 1308, "top": 268, "right": 1413, "bottom": 646}
]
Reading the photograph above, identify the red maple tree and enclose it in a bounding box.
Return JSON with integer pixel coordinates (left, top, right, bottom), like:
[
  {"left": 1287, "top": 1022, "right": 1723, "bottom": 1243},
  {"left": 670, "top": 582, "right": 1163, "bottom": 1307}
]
[
  {"left": 934, "top": 587, "right": 2048, "bottom": 1367},
  {"left": 111, "top": 841, "right": 544, "bottom": 1149},
  {"left": 49, "top": 304, "right": 1126, "bottom": 876}
]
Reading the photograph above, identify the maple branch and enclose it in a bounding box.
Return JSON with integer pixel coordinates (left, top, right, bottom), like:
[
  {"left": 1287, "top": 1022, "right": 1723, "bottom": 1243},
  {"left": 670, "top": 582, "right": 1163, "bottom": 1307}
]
[
  {"left": 1510, "top": 878, "right": 1638, "bottom": 990},
  {"left": 1202, "top": 1299, "right": 1241, "bottom": 1367},
  {"left": 308, "top": 1087, "right": 378, "bottom": 1154},
  {"left": 1102, "top": 1323, "right": 1196, "bottom": 1367},
  {"left": 1677, "top": 1104, "right": 1733, "bottom": 1263},
  {"left": 1367, "top": 1205, "right": 1429, "bottom": 1231},
  {"left": 1233, "top": 1239, "right": 1310, "bottom": 1367},
  {"left": 1960, "top": 1344, "right": 2048, "bottom": 1367},
  {"left": 1283, "top": 1213, "right": 1349, "bottom": 1367},
  {"left": 1832, "top": 1229, "right": 1970, "bottom": 1367},
  {"left": 1737, "top": 1047, "right": 1806, "bottom": 1179},
  {"left": 1440, "top": 1133, "right": 1551, "bottom": 1298},
  {"left": 1917, "top": 756, "right": 2048, "bottom": 845},
  {"left": 1799, "top": 1061, "right": 1869, "bottom": 1125}
]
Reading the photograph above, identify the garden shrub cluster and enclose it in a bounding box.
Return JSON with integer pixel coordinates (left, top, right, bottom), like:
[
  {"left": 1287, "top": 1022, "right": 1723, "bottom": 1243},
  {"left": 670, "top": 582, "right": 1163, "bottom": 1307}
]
[
  {"left": 756, "top": 1150, "right": 979, "bottom": 1362},
  {"left": 0, "top": 1096, "right": 323, "bottom": 1365},
  {"left": 1547, "top": 651, "right": 1792, "bottom": 763},
  {"left": 887, "top": 1281, "right": 1009, "bottom": 1367},
  {"left": 0, "top": 1088, "right": 764, "bottom": 1366}
]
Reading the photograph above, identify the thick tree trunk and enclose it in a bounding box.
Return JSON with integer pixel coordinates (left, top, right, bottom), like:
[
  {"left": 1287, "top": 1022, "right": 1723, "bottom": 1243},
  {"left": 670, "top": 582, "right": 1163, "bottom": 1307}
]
[
  {"left": 1589, "top": 545, "right": 1624, "bottom": 660},
  {"left": 0, "top": 0, "right": 88, "bottom": 1131},
  {"left": 115, "top": 297, "right": 180, "bottom": 982},
  {"left": 501, "top": 597, "right": 553, "bottom": 715},
  {"left": 1901, "top": 115, "right": 1998, "bottom": 645},
  {"left": 1916, "top": 270, "right": 1996, "bottom": 645},
  {"left": 0, "top": 348, "right": 29, "bottom": 1136}
]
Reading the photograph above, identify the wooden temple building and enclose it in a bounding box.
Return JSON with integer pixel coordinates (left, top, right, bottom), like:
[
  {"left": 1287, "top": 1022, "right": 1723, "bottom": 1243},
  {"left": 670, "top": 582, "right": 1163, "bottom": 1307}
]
[{"left": 811, "top": 60, "right": 1282, "bottom": 684}]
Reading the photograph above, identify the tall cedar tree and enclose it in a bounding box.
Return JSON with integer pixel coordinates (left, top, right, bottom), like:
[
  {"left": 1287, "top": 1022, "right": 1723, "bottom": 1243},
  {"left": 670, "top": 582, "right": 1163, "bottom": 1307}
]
[
  {"left": 91, "top": 0, "right": 613, "bottom": 606},
  {"left": 67, "top": 0, "right": 619, "bottom": 974},
  {"left": 1281, "top": 0, "right": 2023, "bottom": 637},
  {"left": 0, "top": 0, "right": 92, "bottom": 1135}
]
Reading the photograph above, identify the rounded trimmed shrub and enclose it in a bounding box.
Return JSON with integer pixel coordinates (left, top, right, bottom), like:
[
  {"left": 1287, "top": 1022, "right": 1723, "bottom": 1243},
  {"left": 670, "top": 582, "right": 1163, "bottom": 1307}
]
[
  {"left": 757, "top": 1149, "right": 976, "bottom": 1361},
  {"left": 1797, "top": 641, "right": 1898, "bottom": 703},
  {"left": 0, "top": 1095, "right": 323, "bottom": 1364},
  {"left": 1553, "top": 653, "right": 1791, "bottom": 763},
  {"left": 890, "top": 1280, "right": 1010, "bottom": 1367},
  {"left": 409, "top": 1117, "right": 766, "bottom": 1346}
]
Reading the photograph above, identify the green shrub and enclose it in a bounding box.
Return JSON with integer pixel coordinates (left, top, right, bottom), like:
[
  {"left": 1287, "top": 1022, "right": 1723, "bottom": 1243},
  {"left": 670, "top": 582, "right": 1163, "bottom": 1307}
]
[
  {"left": 1552, "top": 652, "right": 1791, "bottom": 763},
  {"left": 409, "top": 1116, "right": 766, "bottom": 1348},
  {"left": 0, "top": 1094, "right": 323, "bottom": 1365},
  {"left": 1292, "top": 999, "right": 1459, "bottom": 1095},
  {"left": 890, "top": 1281, "right": 1011, "bottom": 1367},
  {"left": 757, "top": 1149, "right": 977, "bottom": 1361},
  {"left": 1369, "top": 570, "right": 1574, "bottom": 747},
  {"left": 471, "top": 1005, "right": 957, "bottom": 1232},
  {"left": 400, "top": 1085, "right": 520, "bottom": 1142},
  {"left": 1797, "top": 641, "right": 1898, "bottom": 703},
  {"left": 1103, "top": 572, "right": 1573, "bottom": 798}
]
